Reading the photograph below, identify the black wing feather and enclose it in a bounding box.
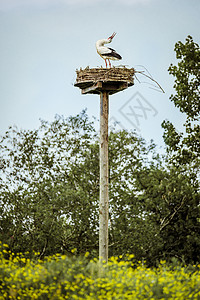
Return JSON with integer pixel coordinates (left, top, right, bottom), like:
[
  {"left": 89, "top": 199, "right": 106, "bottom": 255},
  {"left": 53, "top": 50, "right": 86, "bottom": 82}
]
[{"left": 102, "top": 47, "right": 122, "bottom": 59}]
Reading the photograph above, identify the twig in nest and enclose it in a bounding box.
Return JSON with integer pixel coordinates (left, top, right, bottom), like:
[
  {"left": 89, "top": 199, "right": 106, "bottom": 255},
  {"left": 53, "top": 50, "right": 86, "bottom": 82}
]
[
  {"left": 115, "top": 64, "right": 130, "bottom": 68},
  {"left": 135, "top": 69, "right": 165, "bottom": 93},
  {"left": 135, "top": 65, "right": 153, "bottom": 78},
  {"left": 138, "top": 80, "right": 164, "bottom": 93},
  {"left": 134, "top": 74, "right": 141, "bottom": 84}
]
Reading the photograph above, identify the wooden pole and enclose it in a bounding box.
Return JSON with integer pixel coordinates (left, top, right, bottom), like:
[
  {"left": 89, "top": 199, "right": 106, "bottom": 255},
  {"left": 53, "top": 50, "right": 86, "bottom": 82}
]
[
  {"left": 74, "top": 67, "right": 135, "bottom": 263},
  {"left": 99, "top": 91, "right": 109, "bottom": 263}
]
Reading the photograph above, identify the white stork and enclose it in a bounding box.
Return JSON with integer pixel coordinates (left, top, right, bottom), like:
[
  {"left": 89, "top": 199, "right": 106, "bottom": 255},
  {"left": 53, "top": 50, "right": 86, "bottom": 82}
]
[{"left": 95, "top": 32, "right": 122, "bottom": 68}]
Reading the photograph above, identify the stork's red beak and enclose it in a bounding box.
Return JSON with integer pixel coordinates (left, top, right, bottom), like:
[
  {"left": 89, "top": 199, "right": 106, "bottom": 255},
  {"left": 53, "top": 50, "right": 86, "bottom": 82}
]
[{"left": 108, "top": 32, "right": 116, "bottom": 40}]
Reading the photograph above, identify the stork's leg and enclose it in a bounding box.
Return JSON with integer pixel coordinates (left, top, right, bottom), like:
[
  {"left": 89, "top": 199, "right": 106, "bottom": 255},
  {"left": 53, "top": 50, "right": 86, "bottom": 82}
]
[
  {"left": 108, "top": 59, "right": 111, "bottom": 68},
  {"left": 104, "top": 59, "right": 107, "bottom": 68}
]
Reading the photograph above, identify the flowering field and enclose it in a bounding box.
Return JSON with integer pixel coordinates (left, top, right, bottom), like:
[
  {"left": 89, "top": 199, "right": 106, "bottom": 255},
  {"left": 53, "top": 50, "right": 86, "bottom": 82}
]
[{"left": 0, "top": 242, "right": 200, "bottom": 299}]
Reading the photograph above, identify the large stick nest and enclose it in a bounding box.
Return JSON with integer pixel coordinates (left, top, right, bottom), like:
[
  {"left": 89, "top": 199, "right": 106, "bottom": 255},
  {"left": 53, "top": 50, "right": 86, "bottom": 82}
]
[{"left": 74, "top": 66, "right": 135, "bottom": 89}]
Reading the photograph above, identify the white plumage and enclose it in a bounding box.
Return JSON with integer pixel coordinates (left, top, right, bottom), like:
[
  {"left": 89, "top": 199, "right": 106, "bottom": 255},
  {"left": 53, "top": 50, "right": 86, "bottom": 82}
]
[{"left": 96, "top": 32, "right": 122, "bottom": 68}]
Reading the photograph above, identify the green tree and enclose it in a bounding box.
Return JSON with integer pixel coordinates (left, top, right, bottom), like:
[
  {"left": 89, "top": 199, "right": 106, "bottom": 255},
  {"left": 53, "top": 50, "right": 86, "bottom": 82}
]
[
  {"left": 0, "top": 111, "right": 151, "bottom": 259},
  {"left": 160, "top": 36, "right": 200, "bottom": 263},
  {"left": 162, "top": 35, "right": 200, "bottom": 167},
  {"left": 0, "top": 108, "right": 199, "bottom": 264},
  {"left": 134, "top": 164, "right": 200, "bottom": 264},
  {"left": 0, "top": 111, "right": 99, "bottom": 257}
]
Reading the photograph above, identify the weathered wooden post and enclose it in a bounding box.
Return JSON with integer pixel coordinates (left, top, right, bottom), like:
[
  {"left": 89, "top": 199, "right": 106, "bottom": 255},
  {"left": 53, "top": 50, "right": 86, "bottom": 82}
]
[
  {"left": 74, "top": 67, "right": 135, "bottom": 263},
  {"left": 99, "top": 90, "right": 109, "bottom": 262}
]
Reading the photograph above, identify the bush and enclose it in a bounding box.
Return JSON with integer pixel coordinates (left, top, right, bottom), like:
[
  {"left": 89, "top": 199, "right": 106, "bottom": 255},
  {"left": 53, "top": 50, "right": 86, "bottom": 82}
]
[{"left": 0, "top": 242, "right": 200, "bottom": 299}]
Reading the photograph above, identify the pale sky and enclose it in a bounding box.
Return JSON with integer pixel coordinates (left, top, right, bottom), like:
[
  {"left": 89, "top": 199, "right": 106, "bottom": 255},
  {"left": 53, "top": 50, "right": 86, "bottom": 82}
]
[{"left": 0, "top": 0, "right": 199, "bottom": 147}]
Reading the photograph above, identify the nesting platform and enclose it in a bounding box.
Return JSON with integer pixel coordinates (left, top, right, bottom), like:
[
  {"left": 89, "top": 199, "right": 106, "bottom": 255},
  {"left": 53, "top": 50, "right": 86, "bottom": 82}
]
[{"left": 74, "top": 67, "right": 135, "bottom": 95}]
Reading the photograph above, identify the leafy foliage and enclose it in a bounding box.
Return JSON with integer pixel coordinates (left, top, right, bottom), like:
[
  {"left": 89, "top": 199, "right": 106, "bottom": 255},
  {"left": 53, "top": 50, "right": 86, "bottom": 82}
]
[
  {"left": 0, "top": 111, "right": 152, "bottom": 260},
  {"left": 0, "top": 245, "right": 200, "bottom": 300},
  {"left": 0, "top": 108, "right": 199, "bottom": 265},
  {"left": 162, "top": 35, "right": 200, "bottom": 166},
  {"left": 160, "top": 36, "right": 200, "bottom": 264},
  {"left": 0, "top": 111, "right": 100, "bottom": 257},
  {"left": 168, "top": 35, "right": 200, "bottom": 119},
  {"left": 1, "top": 243, "right": 200, "bottom": 299}
]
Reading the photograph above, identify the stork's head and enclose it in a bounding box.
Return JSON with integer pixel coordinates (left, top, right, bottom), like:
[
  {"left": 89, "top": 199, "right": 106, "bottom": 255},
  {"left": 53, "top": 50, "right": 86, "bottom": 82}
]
[{"left": 107, "top": 32, "right": 116, "bottom": 43}]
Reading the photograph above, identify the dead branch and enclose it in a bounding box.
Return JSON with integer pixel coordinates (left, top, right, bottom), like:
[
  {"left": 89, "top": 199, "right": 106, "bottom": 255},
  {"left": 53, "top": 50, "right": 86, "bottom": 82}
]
[
  {"left": 159, "top": 196, "right": 186, "bottom": 233},
  {"left": 135, "top": 70, "right": 165, "bottom": 93}
]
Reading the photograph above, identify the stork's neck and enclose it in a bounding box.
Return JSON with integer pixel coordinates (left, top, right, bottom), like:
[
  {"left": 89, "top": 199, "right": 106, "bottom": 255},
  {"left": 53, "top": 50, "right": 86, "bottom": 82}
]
[{"left": 96, "top": 38, "right": 110, "bottom": 48}]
